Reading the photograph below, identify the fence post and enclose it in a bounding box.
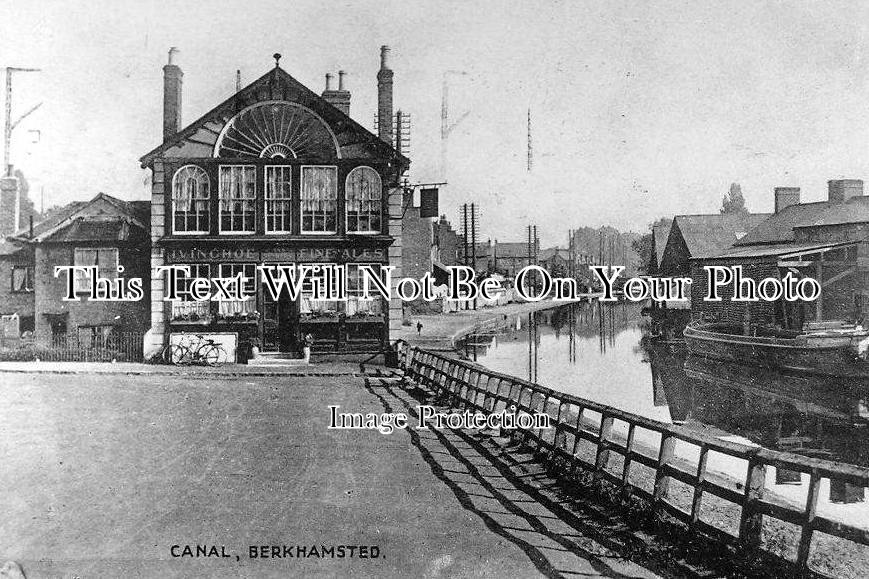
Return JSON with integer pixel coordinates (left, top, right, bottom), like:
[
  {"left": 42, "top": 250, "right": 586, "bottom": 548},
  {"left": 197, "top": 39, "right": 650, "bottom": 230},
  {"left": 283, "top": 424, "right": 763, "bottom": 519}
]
[
  {"left": 595, "top": 413, "right": 614, "bottom": 477},
  {"left": 796, "top": 468, "right": 821, "bottom": 571},
  {"left": 621, "top": 422, "right": 636, "bottom": 500},
  {"left": 738, "top": 452, "right": 766, "bottom": 548},
  {"left": 653, "top": 433, "right": 676, "bottom": 507},
  {"left": 690, "top": 445, "right": 709, "bottom": 530}
]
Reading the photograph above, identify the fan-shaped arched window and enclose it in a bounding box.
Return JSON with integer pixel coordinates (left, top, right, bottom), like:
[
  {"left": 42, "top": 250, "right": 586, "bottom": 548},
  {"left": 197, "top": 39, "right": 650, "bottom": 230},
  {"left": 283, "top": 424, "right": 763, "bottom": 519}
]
[
  {"left": 345, "top": 166, "right": 382, "bottom": 234},
  {"left": 214, "top": 101, "right": 340, "bottom": 161},
  {"left": 172, "top": 165, "right": 210, "bottom": 234}
]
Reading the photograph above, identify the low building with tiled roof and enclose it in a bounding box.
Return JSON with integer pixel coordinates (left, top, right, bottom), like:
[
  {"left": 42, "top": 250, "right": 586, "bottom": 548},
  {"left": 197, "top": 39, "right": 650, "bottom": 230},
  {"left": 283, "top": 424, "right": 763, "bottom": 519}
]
[
  {"left": 658, "top": 212, "right": 770, "bottom": 277},
  {"left": 690, "top": 180, "right": 869, "bottom": 329},
  {"left": 0, "top": 193, "right": 150, "bottom": 343}
]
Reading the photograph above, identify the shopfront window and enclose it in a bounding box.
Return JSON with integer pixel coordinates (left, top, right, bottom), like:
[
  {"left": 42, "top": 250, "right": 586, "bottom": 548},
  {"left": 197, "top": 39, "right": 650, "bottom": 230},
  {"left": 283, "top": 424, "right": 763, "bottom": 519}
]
[
  {"left": 171, "top": 264, "right": 211, "bottom": 321},
  {"left": 346, "top": 263, "right": 383, "bottom": 317},
  {"left": 300, "top": 166, "right": 337, "bottom": 233},
  {"left": 217, "top": 263, "right": 257, "bottom": 320},
  {"left": 300, "top": 263, "right": 340, "bottom": 318},
  {"left": 345, "top": 166, "right": 382, "bottom": 234},
  {"left": 219, "top": 165, "right": 256, "bottom": 233}
]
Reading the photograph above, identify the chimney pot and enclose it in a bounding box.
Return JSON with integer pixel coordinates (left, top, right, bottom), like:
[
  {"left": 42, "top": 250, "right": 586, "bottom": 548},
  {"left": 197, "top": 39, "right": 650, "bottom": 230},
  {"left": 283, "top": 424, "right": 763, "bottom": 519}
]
[
  {"left": 338, "top": 70, "right": 346, "bottom": 91},
  {"left": 325, "top": 73, "right": 333, "bottom": 91},
  {"left": 774, "top": 187, "right": 800, "bottom": 213},
  {"left": 167, "top": 47, "right": 179, "bottom": 65},
  {"left": 380, "top": 45, "right": 391, "bottom": 70}
]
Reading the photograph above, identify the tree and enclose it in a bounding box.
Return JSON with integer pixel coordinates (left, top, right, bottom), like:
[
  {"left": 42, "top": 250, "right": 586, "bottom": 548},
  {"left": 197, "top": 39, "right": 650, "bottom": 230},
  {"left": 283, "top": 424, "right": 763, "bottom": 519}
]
[
  {"left": 632, "top": 216, "right": 671, "bottom": 274},
  {"left": 721, "top": 182, "right": 748, "bottom": 215}
]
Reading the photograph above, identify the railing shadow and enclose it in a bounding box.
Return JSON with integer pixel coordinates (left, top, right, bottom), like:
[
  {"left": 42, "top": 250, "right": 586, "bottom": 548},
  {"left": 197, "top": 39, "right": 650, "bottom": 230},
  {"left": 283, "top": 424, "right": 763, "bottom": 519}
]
[{"left": 362, "top": 375, "right": 662, "bottom": 579}]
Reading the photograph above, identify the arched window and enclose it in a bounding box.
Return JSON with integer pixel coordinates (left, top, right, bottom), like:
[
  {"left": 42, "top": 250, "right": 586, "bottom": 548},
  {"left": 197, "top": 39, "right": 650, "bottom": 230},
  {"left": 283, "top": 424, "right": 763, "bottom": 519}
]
[
  {"left": 345, "top": 166, "right": 382, "bottom": 234},
  {"left": 172, "top": 165, "right": 210, "bottom": 234}
]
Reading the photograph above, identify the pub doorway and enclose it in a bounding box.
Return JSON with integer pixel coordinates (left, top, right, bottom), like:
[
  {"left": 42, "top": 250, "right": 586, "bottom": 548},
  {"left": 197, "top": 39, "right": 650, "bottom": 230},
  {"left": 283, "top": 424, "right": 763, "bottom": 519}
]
[{"left": 262, "top": 286, "right": 299, "bottom": 353}]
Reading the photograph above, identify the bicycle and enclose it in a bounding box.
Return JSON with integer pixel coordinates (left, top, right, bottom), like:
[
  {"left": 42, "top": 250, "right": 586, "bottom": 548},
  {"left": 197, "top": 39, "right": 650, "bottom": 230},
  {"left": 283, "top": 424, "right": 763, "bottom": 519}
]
[{"left": 163, "top": 334, "right": 228, "bottom": 366}]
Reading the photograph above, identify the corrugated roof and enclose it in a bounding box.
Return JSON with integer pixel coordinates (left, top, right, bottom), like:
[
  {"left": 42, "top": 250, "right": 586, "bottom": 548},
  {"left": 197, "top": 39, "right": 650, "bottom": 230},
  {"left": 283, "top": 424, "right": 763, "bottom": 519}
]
[
  {"left": 703, "top": 240, "right": 857, "bottom": 260},
  {"left": 674, "top": 213, "right": 771, "bottom": 258}
]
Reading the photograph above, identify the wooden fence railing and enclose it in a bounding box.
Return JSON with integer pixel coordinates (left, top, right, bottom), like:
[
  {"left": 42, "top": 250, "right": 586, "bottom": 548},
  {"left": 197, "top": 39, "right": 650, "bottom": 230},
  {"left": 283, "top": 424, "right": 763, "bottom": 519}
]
[{"left": 394, "top": 339, "right": 869, "bottom": 578}]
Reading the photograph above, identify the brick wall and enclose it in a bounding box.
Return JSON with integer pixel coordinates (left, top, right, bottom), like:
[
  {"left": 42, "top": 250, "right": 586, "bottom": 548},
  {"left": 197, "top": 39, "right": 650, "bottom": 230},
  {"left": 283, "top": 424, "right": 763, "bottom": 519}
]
[
  {"left": 34, "top": 243, "right": 151, "bottom": 341},
  {"left": 401, "top": 207, "right": 432, "bottom": 281}
]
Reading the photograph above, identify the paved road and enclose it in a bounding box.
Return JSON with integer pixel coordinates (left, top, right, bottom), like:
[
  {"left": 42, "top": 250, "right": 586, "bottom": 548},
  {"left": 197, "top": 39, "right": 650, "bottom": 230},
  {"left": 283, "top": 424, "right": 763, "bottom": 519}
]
[{"left": 1, "top": 371, "right": 660, "bottom": 578}]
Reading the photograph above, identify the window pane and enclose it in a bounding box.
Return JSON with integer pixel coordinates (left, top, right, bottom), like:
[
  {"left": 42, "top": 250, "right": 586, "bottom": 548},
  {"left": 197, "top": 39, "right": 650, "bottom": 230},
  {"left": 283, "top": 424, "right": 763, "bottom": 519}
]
[
  {"left": 172, "top": 165, "right": 210, "bottom": 233},
  {"left": 219, "top": 165, "right": 256, "bottom": 233},
  {"left": 345, "top": 166, "right": 382, "bottom": 233},
  {"left": 301, "top": 166, "right": 337, "bottom": 233}
]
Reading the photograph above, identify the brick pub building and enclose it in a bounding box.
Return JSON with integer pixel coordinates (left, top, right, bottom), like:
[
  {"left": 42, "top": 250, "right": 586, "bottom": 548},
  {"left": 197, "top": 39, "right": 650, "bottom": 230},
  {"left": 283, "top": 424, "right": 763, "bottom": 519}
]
[{"left": 140, "top": 48, "right": 408, "bottom": 361}]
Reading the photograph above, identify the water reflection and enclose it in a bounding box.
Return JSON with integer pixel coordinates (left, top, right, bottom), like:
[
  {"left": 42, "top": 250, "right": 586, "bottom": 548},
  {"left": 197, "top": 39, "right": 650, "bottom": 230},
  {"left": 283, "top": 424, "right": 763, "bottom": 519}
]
[{"left": 457, "top": 301, "right": 869, "bottom": 508}]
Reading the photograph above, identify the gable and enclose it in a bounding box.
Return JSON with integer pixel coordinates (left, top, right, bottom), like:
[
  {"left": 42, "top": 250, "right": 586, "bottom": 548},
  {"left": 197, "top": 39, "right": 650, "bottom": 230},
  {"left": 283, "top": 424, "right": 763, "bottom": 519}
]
[
  {"left": 140, "top": 67, "right": 408, "bottom": 167},
  {"left": 31, "top": 194, "right": 147, "bottom": 243}
]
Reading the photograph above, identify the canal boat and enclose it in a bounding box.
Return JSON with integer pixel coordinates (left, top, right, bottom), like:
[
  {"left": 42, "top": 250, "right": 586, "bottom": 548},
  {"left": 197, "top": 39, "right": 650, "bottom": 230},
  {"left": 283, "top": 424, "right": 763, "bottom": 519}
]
[{"left": 683, "top": 321, "right": 869, "bottom": 378}]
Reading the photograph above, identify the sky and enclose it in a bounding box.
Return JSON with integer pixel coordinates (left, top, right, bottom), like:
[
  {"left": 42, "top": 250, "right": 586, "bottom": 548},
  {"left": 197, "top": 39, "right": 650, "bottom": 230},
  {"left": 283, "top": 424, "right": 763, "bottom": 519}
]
[{"left": 4, "top": 0, "right": 869, "bottom": 246}]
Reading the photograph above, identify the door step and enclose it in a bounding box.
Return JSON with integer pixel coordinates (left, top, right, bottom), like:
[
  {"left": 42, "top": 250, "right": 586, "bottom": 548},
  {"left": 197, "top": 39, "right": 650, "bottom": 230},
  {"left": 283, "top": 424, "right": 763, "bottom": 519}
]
[{"left": 248, "top": 352, "right": 308, "bottom": 366}]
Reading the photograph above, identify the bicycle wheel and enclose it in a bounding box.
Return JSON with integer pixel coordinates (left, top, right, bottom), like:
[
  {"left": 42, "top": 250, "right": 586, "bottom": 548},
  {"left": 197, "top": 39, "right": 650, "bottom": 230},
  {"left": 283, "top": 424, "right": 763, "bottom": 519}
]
[
  {"left": 201, "top": 345, "right": 227, "bottom": 367},
  {"left": 168, "top": 344, "right": 192, "bottom": 365}
]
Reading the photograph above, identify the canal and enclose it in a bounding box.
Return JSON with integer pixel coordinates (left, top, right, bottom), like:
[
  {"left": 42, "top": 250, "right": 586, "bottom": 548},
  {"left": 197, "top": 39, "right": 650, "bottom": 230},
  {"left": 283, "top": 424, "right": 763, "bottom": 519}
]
[{"left": 455, "top": 301, "right": 869, "bottom": 525}]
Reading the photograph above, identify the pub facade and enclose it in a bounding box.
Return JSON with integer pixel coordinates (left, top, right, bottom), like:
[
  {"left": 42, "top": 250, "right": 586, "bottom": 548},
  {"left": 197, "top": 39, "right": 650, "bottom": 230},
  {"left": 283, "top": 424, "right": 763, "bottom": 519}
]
[{"left": 140, "top": 47, "right": 408, "bottom": 360}]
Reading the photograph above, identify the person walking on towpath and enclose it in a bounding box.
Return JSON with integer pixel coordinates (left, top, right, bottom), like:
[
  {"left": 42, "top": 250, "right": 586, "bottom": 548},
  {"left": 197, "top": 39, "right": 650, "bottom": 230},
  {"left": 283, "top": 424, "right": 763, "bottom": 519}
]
[{"left": 302, "top": 332, "right": 314, "bottom": 363}]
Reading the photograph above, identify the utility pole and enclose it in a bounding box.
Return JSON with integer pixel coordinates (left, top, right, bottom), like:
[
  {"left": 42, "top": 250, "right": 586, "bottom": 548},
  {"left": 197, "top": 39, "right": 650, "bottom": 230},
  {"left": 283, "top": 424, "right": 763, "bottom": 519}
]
[
  {"left": 5, "top": 66, "right": 42, "bottom": 176},
  {"left": 527, "top": 106, "right": 532, "bottom": 172},
  {"left": 470, "top": 202, "right": 477, "bottom": 310}
]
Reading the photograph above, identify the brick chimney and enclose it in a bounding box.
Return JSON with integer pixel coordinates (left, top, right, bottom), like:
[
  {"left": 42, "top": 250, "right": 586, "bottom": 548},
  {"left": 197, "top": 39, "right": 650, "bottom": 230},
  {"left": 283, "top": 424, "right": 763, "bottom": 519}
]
[
  {"left": 0, "top": 173, "right": 20, "bottom": 236},
  {"left": 163, "top": 47, "right": 183, "bottom": 140},
  {"left": 774, "top": 187, "right": 800, "bottom": 213},
  {"left": 377, "top": 45, "right": 394, "bottom": 145},
  {"left": 321, "top": 71, "right": 351, "bottom": 116},
  {"left": 828, "top": 179, "right": 864, "bottom": 203}
]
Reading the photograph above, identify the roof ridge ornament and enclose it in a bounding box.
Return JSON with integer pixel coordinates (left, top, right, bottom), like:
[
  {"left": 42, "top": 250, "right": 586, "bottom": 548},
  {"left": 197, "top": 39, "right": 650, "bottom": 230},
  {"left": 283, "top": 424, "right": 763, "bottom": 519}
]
[{"left": 273, "top": 53, "right": 282, "bottom": 68}]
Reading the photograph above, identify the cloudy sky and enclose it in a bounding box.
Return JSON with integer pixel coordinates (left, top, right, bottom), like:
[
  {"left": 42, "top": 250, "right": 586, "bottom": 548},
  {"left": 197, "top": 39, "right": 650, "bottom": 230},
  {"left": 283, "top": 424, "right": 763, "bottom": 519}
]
[{"left": 4, "top": 1, "right": 869, "bottom": 245}]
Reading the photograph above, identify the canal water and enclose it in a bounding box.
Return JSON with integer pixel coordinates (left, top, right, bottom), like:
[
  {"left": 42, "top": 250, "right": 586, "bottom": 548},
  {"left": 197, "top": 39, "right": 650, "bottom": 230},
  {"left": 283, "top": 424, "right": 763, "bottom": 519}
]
[{"left": 455, "top": 301, "right": 869, "bottom": 526}]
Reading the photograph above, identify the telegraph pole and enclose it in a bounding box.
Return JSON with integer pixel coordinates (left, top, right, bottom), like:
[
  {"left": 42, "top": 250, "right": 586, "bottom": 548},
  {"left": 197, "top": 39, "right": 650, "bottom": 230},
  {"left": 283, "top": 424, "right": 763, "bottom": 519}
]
[{"left": 4, "top": 66, "right": 41, "bottom": 176}]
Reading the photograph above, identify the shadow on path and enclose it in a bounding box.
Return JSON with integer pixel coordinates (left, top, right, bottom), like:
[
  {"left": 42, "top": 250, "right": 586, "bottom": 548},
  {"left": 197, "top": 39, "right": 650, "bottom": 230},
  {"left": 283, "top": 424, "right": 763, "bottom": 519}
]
[{"left": 362, "top": 377, "right": 662, "bottom": 579}]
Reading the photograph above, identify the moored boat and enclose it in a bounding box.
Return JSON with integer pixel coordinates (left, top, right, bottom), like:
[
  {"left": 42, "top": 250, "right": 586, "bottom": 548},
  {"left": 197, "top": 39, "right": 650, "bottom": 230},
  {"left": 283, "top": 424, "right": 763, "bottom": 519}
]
[{"left": 683, "top": 321, "right": 869, "bottom": 378}]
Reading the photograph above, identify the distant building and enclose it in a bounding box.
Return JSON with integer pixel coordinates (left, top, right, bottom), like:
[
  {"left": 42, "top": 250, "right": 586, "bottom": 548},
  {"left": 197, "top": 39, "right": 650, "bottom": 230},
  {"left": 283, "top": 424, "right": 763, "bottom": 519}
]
[
  {"left": 493, "top": 240, "right": 537, "bottom": 278},
  {"left": 458, "top": 240, "right": 491, "bottom": 274},
  {"left": 0, "top": 193, "right": 150, "bottom": 342},
  {"left": 659, "top": 212, "right": 770, "bottom": 277},
  {"left": 691, "top": 181, "right": 869, "bottom": 328},
  {"left": 433, "top": 215, "right": 459, "bottom": 266},
  {"left": 538, "top": 247, "right": 570, "bottom": 277}
]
